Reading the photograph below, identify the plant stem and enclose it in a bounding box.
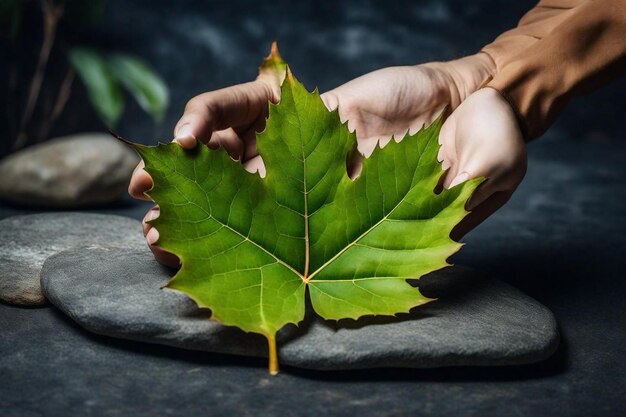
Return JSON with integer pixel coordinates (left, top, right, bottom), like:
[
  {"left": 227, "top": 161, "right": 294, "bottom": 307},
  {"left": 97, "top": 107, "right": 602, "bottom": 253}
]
[
  {"left": 13, "top": 0, "right": 63, "bottom": 150},
  {"left": 38, "top": 67, "right": 75, "bottom": 142},
  {"left": 267, "top": 335, "right": 279, "bottom": 375},
  {"left": 7, "top": 65, "right": 18, "bottom": 141}
]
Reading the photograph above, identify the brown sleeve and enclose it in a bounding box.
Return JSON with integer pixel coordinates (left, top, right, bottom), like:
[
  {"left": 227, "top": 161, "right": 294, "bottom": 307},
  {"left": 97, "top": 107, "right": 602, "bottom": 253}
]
[
  {"left": 482, "top": 1, "right": 582, "bottom": 70},
  {"left": 481, "top": 0, "right": 626, "bottom": 140}
]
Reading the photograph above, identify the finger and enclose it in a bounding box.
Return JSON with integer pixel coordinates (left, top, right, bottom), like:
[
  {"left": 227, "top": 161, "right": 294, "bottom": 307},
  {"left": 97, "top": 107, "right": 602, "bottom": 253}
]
[
  {"left": 466, "top": 178, "right": 500, "bottom": 211},
  {"left": 172, "top": 124, "right": 197, "bottom": 149},
  {"left": 448, "top": 171, "right": 469, "bottom": 188},
  {"left": 208, "top": 128, "right": 244, "bottom": 160},
  {"left": 128, "top": 161, "right": 153, "bottom": 201},
  {"left": 149, "top": 244, "right": 181, "bottom": 268},
  {"left": 356, "top": 136, "right": 379, "bottom": 158},
  {"left": 145, "top": 227, "right": 180, "bottom": 268},
  {"left": 442, "top": 163, "right": 460, "bottom": 189},
  {"left": 456, "top": 153, "right": 512, "bottom": 210},
  {"left": 142, "top": 206, "right": 160, "bottom": 236},
  {"left": 240, "top": 113, "right": 267, "bottom": 162},
  {"left": 451, "top": 190, "right": 512, "bottom": 241},
  {"left": 438, "top": 117, "right": 457, "bottom": 181},
  {"left": 173, "top": 80, "right": 274, "bottom": 146},
  {"left": 243, "top": 155, "right": 266, "bottom": 177},
  {"left": 240, "top": 127, "right": 259, "bottom": 162},
  {"left": 320, "top": 91, "right": 339, "bottom": 112}
]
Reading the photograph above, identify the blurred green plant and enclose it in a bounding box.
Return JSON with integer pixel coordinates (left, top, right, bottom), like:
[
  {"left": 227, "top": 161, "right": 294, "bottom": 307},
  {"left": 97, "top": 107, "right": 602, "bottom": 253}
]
[{"left": 1, "top": 0, "right": 169, "bottom": 150}]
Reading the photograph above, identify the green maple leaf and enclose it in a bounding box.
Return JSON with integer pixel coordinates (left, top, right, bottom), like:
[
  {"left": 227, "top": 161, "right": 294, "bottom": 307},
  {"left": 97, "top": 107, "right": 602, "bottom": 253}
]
[{"left": 125, "top": 45, "right": 480, "bottom": 374}]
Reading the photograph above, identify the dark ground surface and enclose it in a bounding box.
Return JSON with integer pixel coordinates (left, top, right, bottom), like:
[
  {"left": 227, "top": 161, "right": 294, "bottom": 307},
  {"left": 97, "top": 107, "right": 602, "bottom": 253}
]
[{"left": 2, "top": 1, "right": 626, "bottom": 416}]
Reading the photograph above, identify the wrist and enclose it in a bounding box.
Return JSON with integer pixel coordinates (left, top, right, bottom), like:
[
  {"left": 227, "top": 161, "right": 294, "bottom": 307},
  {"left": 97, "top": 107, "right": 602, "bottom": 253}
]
[
  {"left": 450, "top": 52, "right": 496, "bottom": 98},
  {"left": 424, "top": 53, "right": 496, "bottom": 109},
  {"left": 484, "top": 85, "right": 529, "bottom": 142}
]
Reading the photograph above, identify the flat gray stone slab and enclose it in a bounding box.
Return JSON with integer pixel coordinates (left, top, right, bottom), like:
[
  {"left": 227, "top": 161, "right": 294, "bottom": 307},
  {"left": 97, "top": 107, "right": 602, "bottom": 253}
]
[
  {"left": 0, "top": 213, "right": 145, "bottom": 306},
  {"left": 41, "top": 248, "right": 559, "bottom": 370}
]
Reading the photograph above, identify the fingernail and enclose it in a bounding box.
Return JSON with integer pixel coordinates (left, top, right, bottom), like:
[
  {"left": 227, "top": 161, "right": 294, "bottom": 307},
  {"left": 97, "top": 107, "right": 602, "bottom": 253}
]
[
  {"left": 174, "top": 124, "right": 197, "bottom": 148},
  {"left": 146, "top": 207, "right": 160, "bottom": 222},
  {"left": 176, "top": 123, "right": 193, "bottom": 138},
  {"left": 449, "top": 172, "right": 469, "bottom": 188},
  {"left": 146, "top": 227, "right": 159, "bottom": 245},
  {"left": 442, "top": 159, "right": 451, "bottom": 170}
]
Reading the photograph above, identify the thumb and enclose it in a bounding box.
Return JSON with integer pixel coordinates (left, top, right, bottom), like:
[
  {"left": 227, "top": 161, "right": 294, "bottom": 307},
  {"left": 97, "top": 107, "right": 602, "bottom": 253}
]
[
  {"left": 173, "top": 80, "right": 274, "bottom": 149},
  {"left": 173, "top": 123, "right": 197, "bottom": 149},
  {"left": 446, "top": 169, "right": 499, "bottom": 211},
  {"left": 448, "top": 171, "right": 469, "bottom": 188},
  {"left": 466, "top": 178, "right": 500, "bottom": 211}
]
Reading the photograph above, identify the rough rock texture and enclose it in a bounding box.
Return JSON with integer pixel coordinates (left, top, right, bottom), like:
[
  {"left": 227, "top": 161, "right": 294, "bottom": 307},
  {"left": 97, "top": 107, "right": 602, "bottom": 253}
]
[
  {"left": 0, "top": 213, "right": 145, "bottom": 306},
  {"left": 41, "top": 247, "right": 559, "bottom": 370},
  {"left": 0, "top": 133, "right": 138, "bottom": 208}
]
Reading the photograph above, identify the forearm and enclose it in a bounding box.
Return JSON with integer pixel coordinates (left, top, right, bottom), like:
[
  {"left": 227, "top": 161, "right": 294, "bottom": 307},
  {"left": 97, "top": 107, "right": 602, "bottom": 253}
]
[
  {"left": 482, "top": 0, "right": 581, "bottom": 70},
  {"left": 482, "top": 0, "right": 626, "bottom": 140}
]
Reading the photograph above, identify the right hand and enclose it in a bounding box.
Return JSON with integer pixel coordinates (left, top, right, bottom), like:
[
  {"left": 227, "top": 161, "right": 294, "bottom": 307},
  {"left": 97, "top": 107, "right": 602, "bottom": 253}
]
[
  {"left": 438, "top": 87, "right": 527, "bottom": 240},
  {"left": 129, "top": 53, "right": 495, "bottom": 267}
]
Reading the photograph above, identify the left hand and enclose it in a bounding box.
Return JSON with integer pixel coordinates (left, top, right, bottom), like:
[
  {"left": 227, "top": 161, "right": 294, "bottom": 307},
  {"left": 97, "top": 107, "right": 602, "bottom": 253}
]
[{"left": 321, "top": 53, "right": 495, "bottom": 158}]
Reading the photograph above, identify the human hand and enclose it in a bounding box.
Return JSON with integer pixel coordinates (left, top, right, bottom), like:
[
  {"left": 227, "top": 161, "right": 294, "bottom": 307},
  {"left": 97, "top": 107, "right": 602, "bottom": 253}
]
[
  {"left": 128, "top": 78, "right": 279, "bottom": 266},
  {"left": 321, "top": 53, "right": 495, "bottom": 157},
  {"left": 438, "top": 87, "right": 527, "bottom": 239},
  {"left": 129, "top": 53, "right": 496, "bottom": 266}
]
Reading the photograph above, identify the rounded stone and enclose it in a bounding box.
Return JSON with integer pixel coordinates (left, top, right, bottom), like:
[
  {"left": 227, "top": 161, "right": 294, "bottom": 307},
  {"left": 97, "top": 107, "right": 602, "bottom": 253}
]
[
  {"left": 41, "top": 247, "right": 559, "bottom": 370},
  {"left": 0, "top": 133, "right": 138, "bottom": 208},
  {"left": 0, "top": 213, "right": 145, "bottom": 306}
]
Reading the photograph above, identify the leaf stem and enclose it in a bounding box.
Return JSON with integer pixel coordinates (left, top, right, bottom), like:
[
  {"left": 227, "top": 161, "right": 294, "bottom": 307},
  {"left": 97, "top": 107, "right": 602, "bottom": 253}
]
[
  {"left": 38, "top": 66, "right": 74, "bottom": 142},
  {"left": 303, "top": 187, "right": 309, "bottom": 280},
  {"left": 267, "top": 335, "right": 279, "bottom": 375}
]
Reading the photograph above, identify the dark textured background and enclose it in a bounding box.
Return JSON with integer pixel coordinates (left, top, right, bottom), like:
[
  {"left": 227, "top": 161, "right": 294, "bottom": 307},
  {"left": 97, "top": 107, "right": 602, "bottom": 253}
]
[
  {"left": 1, "top": 1, "right": 626, "bottom": 416},
  {"left": 2, "top": 0, "right": 624, "bottom": 152}
]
